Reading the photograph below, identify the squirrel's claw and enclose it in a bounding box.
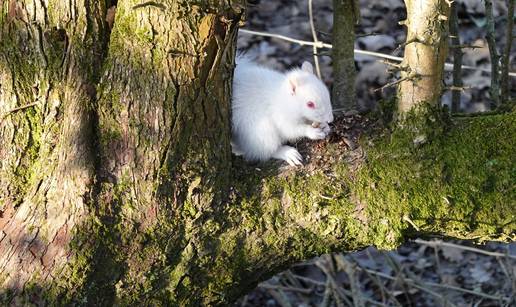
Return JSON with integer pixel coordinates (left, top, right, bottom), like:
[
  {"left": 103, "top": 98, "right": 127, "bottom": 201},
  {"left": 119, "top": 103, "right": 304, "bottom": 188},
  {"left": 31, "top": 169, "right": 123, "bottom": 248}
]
[{"left": 273, "top": 145, "right": 303, "bottom": 167}]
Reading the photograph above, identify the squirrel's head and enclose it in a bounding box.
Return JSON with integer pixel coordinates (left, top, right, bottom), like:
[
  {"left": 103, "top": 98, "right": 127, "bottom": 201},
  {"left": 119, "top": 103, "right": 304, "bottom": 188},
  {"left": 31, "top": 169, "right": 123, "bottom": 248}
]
[{"left": 286, "top": 62, "right": 334, "bottom": 124}]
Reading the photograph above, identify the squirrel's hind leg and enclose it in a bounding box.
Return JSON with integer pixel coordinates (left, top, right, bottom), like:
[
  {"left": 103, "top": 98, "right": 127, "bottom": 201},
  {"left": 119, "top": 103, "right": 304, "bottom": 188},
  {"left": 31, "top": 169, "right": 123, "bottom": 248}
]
[
  {"left": 272, "top": 145, "right": 303, "bottom": 166},
  {"left": 231, "top": 141, "right": 244, "bottom": 156}
]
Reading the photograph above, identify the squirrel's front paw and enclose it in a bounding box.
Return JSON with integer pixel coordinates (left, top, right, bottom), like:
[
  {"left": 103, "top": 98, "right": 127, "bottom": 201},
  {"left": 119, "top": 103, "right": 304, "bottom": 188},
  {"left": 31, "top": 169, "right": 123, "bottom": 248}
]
[
  {"left": 320, "top": 122, "right": 331, "bottom": 135},
  {"left": 272, "top": 146, "right": 303, "bottom": 166},
  {"left": 306, "top": 126, "right": 327, "bottom": 140}
]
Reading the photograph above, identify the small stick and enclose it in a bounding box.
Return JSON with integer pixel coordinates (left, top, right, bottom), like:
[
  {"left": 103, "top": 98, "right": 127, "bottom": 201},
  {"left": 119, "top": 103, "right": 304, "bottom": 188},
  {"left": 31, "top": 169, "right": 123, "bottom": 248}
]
[
  {"left": 363, "top": 250, "right": 404, "bottom": 306},
  {"left": 445, "top": 85, "right": 472, "bottom": 92},
  {"left": 265, "top": 288, "right": 293, "bottom": 307},
  {"left": 501, "top": 0, "right": 515, "bottom": 103},
  {"left": 380, "top": 59, "right": 405, "bottom": 69},
  {"left": 2, "top": 102, "right": 38, "bottom": 119},
  {"left": 259, "top": 283, "right": 313, "bottom": 294},
  {"left": 415, "top": 239, "right": 516, "bottom": 260},
  {"left": 402, "top": 215, "right": 420, "bottom": 231},
  {"left": 357, "top": 32, "right": 381, "bottom": 38},
  {"left": 449, "top": 1, "right": 463, "bottom": 113},
  {"left": 334, "top": 255, "right": 365, "bottom": 307},
  {"left": 449, "top": 44, "right": 483, "bottom": 49},
  {"left": 308, "top": 0, "right": 322, "bottom": 78},
  {"left": 484, "top": 0, "right": 501, "bottom": 106},
  {"left": 374, "top": 75, "right": 414, "bottom": 92}
]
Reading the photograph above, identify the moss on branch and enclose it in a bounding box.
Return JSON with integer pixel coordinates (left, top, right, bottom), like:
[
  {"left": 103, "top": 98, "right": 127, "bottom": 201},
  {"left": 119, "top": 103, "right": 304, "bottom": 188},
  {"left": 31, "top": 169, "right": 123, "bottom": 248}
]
[{"left": 191, "top": 109, "right": 515, "bottom": 304}]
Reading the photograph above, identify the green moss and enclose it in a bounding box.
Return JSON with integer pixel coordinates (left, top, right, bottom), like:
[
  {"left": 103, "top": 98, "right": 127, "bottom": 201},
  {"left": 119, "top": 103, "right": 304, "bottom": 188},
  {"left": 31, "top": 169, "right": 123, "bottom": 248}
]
[{"left": 352, "top": 108, "right": 515, "bottom": 245}]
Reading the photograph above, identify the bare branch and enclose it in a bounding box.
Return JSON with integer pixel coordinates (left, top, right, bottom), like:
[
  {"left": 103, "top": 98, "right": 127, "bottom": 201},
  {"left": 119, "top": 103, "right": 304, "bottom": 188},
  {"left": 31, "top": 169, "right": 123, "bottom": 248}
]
[
  {"left": 449, "top": 1, "right": 463, "bottom": 112},
  {"left": 415, "top": 239, "right": 516, "bottom": 260},
  {"left": 308, "top": 0, "right": 322, "bottom": 78},
  {"left": 374, "top": 74, "right": 416, "bottom": 93},
  {"left": 1, "top": 102, "right": 38, "bottom": 119},
  {"left": 484, "top": 0, "right": 501, "bottom": 106},
  {"left": 238, "top": 29, "right": 516, "bottom": 78},
  {"left": 501, "top": 0, "right": 515, "bottom": 103}
]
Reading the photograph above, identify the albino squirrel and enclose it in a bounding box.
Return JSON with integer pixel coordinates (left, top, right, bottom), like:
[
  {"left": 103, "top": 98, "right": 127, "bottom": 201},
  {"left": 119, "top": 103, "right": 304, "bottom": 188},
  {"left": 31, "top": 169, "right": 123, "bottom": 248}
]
[{"left": 231, "top": 57, "right": 334, "bottom": 166}]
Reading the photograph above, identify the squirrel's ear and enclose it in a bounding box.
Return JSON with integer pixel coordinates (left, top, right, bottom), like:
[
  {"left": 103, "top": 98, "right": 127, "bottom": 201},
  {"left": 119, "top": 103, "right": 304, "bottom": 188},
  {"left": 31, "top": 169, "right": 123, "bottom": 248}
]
[
  {"left": 288, "top": 76, "right": 298, "bottom": 95},
  {"left": 301, "top": 61, "right": 314, "bottom": 74}
]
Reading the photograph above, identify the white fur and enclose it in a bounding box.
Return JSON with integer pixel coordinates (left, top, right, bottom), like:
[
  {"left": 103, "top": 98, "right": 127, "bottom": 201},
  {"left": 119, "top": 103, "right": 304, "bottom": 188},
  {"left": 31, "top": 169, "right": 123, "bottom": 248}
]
[{"left": 231, "top": 57, "right": 334, "bottom": 166}]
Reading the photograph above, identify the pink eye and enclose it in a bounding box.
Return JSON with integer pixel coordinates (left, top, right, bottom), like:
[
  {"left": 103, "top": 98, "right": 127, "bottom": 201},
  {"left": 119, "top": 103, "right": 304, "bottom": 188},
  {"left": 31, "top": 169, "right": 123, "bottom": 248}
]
[{"left": 307, "top": 101, "right": 315, "bottom": 109}]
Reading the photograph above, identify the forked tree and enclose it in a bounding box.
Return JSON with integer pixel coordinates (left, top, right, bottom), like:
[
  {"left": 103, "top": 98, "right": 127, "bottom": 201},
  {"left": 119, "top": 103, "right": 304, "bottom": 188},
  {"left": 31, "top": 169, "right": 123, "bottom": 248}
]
[{"left": 0, "top": 0, "right": 513, "bottom": 305}]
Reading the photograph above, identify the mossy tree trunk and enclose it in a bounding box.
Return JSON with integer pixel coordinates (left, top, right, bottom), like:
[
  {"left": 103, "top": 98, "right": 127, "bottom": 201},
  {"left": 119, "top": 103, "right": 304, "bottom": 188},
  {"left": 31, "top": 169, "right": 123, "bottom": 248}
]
[
  {"left": 398, "top": 0, "right": 450, "bottom": 113},
  {"left": 0, "top": 0, "right": 110, "bottom": 301},
  {"left": 0, "top": 0, "right": 244, "bottom": 305},
  {"left": 0, "top": 0, "right": 514, "bottom": 306}
]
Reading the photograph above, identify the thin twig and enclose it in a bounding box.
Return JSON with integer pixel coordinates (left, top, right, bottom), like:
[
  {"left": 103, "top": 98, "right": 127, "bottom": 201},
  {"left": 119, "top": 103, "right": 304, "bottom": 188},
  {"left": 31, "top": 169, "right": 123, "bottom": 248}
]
[
  {"left": 449, "top": 1, "right": 463, "bottom": 113},
  {"left": 484, "top": 0, "right": 501, "bottom": 106},
  {"left": 357, "top": 32, "right": 381, "bottom": 38},
  {"left": 238, "top": 29, "right": 516, "bottom": 77},
  {"left": 334, "top": 255, "right": 365, "bottom": 307},
  {"left": 445, "top": 85, "right": 472, "bottom": 92},
  {"left": 415, "top": 239, "right": 516, "bottom": 260},
  {"left": 363, "top": 268, "right": 510, "bottom": 304},
  {"left": 266, "top": 288, "right": 293, "bottom": 307},
  {"left": 259, "top": 283, "right": 313, "bottom": 294},
  {"left": 2, "top": 102, "right": 38, "bottom": 118},
  {"left": 380, "top": 59, "right": 405, "bottom": 70},
  {"left": 374, "top": 75, "right": 414, "bottom": 92},
  {"left": 363, "top": 250, "right": 404, "bottom": 307},
  {"left": 290, "top": 274, "right": 325, "bottom": 286},
  {"left": 319, "top": 279, "right": 332, "bottom": 307},
  {"left": 315, "top": 257, "right": 354, "bottom": 306},
  {"left": 282, "top": 271, "right": 313, "bottom": 306},
  {"left": 449, "top": 44, "right": 483, "bottom": 49},
  {"left": 308, "top": 0, "right": 321, "bottom": 78},
  {"left": 501, "top": 0, "right": 515, "bottom": 103},
  {"left": 402, "top": 215, "right": 420, "bottom": 231}
]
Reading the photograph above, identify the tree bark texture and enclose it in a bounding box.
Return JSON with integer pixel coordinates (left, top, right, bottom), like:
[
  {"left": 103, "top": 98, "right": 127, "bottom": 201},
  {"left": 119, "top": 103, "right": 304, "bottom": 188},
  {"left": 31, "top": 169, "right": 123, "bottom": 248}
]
[
  {"left": 0, "top": 0, "right": 110, "bottom": 302},
  {"left": 0, "top": 0, "right": 244, "bottom": 305},
  {"left": 0, "top": 1, "right": 514, "bottom": 306},
  {"left": 332, "top": 0, "right": 358, "bottom": 111},
  {"left": 398, "top": 0, "right": 450, "bottom": 113}
]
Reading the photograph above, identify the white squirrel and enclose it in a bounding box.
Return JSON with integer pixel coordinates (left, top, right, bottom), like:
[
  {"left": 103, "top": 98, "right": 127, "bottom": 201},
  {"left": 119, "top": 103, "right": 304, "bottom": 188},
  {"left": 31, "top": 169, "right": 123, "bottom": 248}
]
[{"left": 231, "top": 57, "right": 334, "bottom": 166}]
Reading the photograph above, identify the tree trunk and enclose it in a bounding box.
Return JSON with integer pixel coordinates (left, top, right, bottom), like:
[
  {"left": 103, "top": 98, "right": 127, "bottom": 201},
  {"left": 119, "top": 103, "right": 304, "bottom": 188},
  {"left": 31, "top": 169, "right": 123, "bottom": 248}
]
[
  {"left": 0, "top": 0, "right": 110, "bottom": 303},
  {"left": 398, "top": 0, "right": 450, "bottom": 113},
  {"left": 0, "top": 0, "right": 244, "bottom": 305},
  {"left": 332, "top": 0, "right": 358, "bottom": 111},
  {"left": 1, "top": 1, "right": 514, "bottom": 306}
]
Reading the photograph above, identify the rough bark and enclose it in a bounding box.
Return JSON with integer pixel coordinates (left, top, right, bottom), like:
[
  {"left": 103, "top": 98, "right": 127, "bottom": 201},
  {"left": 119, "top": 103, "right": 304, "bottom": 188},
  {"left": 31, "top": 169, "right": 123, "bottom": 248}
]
[
  {"left": 332, "top": 0, "right": 358, "bottom": 111},
  {"left": 0, "top": 0, "right": 110, "bottom": 302},
  {"left": 398, "top": 0, "right": 450, "bottom": 113},
  {"left": 0, "top": 0, "right": 245, "bottom": 305},
  {"left": 93, "top": 0, "right": 242, "bottom": 304},
  {"left": 0, "top": 1, "right": 514, "bottom": 306}
]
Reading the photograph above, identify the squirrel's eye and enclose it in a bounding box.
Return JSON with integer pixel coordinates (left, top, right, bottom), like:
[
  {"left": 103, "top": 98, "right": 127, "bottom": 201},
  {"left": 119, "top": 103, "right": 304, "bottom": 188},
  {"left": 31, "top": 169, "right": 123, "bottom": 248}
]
[{"left": 307, "top": 101, "right": 315, "bottom": 109}]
